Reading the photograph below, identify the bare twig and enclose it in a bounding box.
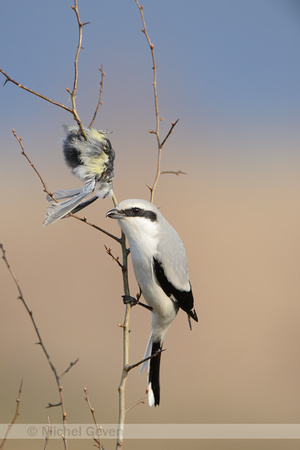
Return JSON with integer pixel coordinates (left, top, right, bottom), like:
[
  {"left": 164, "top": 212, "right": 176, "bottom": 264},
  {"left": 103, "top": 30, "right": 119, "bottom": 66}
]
[
  {"left": 0, "top": 244, "right": 69, "bottom": 450},
  {"left": 0, "top": 380, "right": 23, "bottom": 449},
  {"left": 111, "top": 190, "right": 118, "bottom": 207},
  {"left": 60, "top": 358, "right": 80, "bottom": 378},
  {"left": 89, "top": 65, "right": 106, "bottom": 128},
  {"left": 125, "top": 348, "right": 165, "bottom": 372},
  {"left": 135, "top": 0, "right": 160, "bottom": 202},
  {"left": 46, "top": 402, "right": 62, "bottom": 409},
  {"left": 69, "top": 213, "right": 120, "bottom": 241},
  {"left": 135, "top": 2, "right": 179, "bottom": 202},
  {"left": 0, "top": 1, "right": 88, "bottom": 137},
  {"left": 84, "top": 388, "right": 103, "bottom": 449},
  {"left": 69, "top": 1, "right": 88, "bottom": 137},
  {"left": 160, "top": 170, "right": 187, "bottom": 176},
  {"left": 0, "top": 69, "right": 73, "bottom": 114},
  {"left": 125, "top": 393, "right": 147, "bottom": 414},
  {"left": 160, "top": 118, "right": 179, "bottom": 147},
  {"left": 104, "top": 245, "right": 123, "bottom": 268},
  {"left": 43, "top": 416, "right": 52, "bottom": 450},
  {"left": 12, "top": 129, "right": 58, "bottom": 203}
]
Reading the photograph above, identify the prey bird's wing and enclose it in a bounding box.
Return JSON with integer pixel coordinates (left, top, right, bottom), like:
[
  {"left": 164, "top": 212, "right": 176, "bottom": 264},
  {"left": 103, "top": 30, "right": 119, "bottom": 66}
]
[
  {"left": 46, "top": 188, "right": 86, "bottom": 202},
  {"left": 43, "top": 179, "right": 96, "bottom": 227}
]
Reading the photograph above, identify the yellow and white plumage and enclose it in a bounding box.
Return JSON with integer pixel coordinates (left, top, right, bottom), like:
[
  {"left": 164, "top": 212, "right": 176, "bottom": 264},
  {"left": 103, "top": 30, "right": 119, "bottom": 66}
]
[{"left": 43, "top": 126, "right": 115, "bottom": 227}]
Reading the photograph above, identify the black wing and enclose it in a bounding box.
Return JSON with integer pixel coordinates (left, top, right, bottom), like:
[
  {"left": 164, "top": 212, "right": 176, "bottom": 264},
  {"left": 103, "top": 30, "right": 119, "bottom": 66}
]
[{"left": 153, "top": 257, "right": 198, "bottom": 322}]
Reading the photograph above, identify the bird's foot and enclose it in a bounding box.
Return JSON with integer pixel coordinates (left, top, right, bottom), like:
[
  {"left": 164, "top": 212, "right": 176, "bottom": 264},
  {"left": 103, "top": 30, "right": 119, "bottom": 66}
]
[
  {"left": 122, "top": 295, "right": 139, "bottom": 306},
  {"left": 121, "top": 295, "right": 153, "bottom": 311}
]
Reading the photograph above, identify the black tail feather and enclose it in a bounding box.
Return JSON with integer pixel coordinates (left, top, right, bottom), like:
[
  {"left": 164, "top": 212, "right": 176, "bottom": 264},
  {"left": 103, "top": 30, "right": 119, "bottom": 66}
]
[
  {"left": 149, "top": 341, "right": 162, "bottom": 407},
  {"left": 189, "top": 307, "right": 198, "bottom": 322}
]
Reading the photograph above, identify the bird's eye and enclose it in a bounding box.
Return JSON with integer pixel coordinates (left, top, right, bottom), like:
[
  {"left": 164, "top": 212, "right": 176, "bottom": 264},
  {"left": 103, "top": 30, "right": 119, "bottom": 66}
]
[{"left": 131, "top": 207, "right": 141, "bottom": 215}]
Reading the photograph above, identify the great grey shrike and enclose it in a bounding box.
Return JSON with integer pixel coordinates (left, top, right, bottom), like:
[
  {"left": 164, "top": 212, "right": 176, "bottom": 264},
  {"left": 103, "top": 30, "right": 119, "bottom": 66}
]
[{"left": 106, "top": 199, "right": 198, "bottom": 406}]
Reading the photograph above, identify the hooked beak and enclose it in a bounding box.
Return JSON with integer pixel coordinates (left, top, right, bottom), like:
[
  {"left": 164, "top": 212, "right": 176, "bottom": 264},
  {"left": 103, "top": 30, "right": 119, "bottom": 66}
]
[{"left": 106, "top": 208, "right": 123, "bottom": 220}]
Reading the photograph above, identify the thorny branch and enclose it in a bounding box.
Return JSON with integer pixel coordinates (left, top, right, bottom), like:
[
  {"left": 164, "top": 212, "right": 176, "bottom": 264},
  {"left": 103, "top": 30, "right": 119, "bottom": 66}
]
[
  {"left": 60, "top": 358, "right": 80, "bottom": 378},
  {"left": 69, "top": 213, "right": 120, "bottom": 241},
  {"left": 135, "top": 1, "right": 179, "bottom": 203},
  {"left": 84, "top": 388, "right": 104, "bottom": 449},
  {"left": 0, "top": 244, "right": 75, "bottom": 450},
  {"left": 68, "top": 0, "right": 89, "bottom": 137},
  {"left": 89, "top": 65, "right": 106, "bottom": 128},
  {"left": 115, "top": 231, "right": 133, "bottom": 450},
  {"left": 104, "top": 245, "right": 123, "bottom": 268},
  {"left": 12, "top": 129, "right": 58, "bottom": 203},
  {"left": 125, "top": 394, "right": 147, "bottom": 414},
  {"left": 125, "top": 348, "right": 165, "bottom": 372},
  {"left": 161, "top": 170, "right": 187, "bottom": 176},
  {"left": 0, "top": 380, "right": 23, "bottom": 449},
  {"left": 0, "top": 0, "right": 92, "bottom": 138},
  {"left": 0, "top": 69, "right": 73, "bottom": 114},
  {"left": 43, "top": 416, "right": 52, "bottom": 450}
]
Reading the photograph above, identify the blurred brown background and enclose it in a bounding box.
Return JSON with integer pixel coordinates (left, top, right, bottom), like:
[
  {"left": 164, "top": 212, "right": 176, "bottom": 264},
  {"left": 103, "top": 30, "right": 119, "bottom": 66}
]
[{"left": 1, "top": 144, "right": 300, "bottom": 450}]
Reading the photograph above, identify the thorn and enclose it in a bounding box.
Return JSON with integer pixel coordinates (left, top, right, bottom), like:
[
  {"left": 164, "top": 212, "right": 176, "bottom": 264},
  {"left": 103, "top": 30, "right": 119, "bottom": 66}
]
[{"left": 145, "top": 184, "right": 153, "bottom": 192}]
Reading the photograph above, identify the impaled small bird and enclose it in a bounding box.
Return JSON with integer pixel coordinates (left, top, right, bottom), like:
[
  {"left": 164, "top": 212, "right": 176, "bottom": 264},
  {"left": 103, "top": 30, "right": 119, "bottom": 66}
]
[{"left": 43, "top": 126, "right": 115, "bottom": 227}]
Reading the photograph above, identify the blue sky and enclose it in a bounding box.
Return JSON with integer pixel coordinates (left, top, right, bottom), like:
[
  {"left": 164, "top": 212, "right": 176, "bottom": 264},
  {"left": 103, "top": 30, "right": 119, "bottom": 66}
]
[{"left": 1, "top": 0, "right": 299, "bottom": 170}]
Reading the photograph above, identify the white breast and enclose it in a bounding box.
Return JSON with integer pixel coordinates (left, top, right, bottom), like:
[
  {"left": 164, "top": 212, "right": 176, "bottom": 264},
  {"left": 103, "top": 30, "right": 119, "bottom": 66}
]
[{"left": 128, "top": 235, "right": 178, "bottom": 333}]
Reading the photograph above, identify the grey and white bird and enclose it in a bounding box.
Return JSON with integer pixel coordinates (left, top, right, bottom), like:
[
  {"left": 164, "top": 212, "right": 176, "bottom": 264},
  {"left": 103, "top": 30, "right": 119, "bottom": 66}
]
[{"left": 106, "top": 199, "right": 198, "bottom": 406}]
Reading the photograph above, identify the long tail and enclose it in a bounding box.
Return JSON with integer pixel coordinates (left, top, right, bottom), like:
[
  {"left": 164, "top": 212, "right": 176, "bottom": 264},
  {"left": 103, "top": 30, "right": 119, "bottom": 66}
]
[
  {"left": 148, "top": 340, "right": 163, "bottom": 407},
  {"left": 140, "top": 334, "right": 163, "bottom": 407}
]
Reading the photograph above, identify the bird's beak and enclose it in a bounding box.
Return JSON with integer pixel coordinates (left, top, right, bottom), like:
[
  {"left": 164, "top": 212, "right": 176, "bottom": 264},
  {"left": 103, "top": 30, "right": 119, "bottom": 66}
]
[{"left": 106, "top": 208, "right": 123, "bottom": 219}]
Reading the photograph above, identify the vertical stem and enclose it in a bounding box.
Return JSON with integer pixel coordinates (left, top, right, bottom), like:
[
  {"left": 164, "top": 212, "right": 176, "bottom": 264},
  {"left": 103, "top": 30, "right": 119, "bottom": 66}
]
[
  {"left": 71, "top": 0, "right": 82, "bottom": 103},
  {"left": 150, "top": 146, "right": 162, "bottom": 203},
  {"left": 116, "top": 233, "right": 131, "bottom": 448},
  {"left": 70, "top": 0, "right": 87, "bottom": 138},
  {"left": 135, "top": 1, "right": 162, "bottom": 204}
]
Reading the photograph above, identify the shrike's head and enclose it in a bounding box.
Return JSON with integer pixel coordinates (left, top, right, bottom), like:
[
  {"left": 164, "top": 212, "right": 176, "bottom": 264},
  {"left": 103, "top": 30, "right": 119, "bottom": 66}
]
[{"left": 106, "top": 199, "right": 161, "bottom": 241}]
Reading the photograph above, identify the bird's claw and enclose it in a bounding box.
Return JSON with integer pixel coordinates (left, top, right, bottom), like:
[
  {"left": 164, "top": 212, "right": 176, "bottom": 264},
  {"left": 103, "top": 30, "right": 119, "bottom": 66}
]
[
  {"left": 122, "top": 295, "right": 139, "bottom": 306},
  {"left": 121, "top": 295, "right": 153, "bottom": 311}
]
